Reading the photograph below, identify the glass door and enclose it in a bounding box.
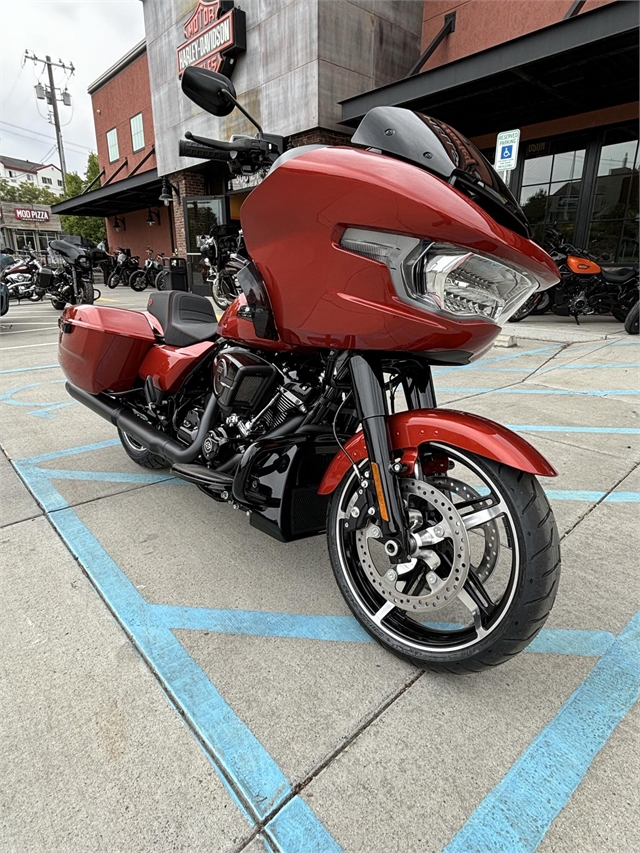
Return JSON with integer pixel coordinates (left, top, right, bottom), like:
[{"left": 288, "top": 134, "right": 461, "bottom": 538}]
[{"left": 184, "top": 196, "right": 225, "bottom": 296}]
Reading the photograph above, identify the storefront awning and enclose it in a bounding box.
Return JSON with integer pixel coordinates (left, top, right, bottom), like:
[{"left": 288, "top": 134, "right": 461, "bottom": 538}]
[
  {"left": 340, "top": 2, "right": 639, "bottom": 138},
  {"left": 51, "top": 169, "right": 164, "bottom": 218}
]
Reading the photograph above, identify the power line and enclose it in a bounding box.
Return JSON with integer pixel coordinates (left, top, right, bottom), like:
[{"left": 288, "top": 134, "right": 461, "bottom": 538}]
[{"left": 0, "top": 121, "right": 94, "bottom": 153}]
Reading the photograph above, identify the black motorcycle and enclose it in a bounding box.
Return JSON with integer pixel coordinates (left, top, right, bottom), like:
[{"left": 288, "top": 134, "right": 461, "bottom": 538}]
[
  {"left": 39, "top": 240, "right": 96, "bottom": 309},
  {"left": 128, "top": 248, "right": 165, "bottom": 292},
  {"left": 107, "top": 248, "right": 140, "bottom": 288},
  {"left": 198, "top": 225, "right": 245, "bottom": 310},
  {"left": 510, "top": 226, "right": 638, "bottom": 327}
]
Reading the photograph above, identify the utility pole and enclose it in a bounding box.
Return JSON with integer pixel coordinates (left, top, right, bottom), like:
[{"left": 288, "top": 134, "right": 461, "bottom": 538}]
[{"left": 24, "top": 51, "right": 75, "bottom": 194}]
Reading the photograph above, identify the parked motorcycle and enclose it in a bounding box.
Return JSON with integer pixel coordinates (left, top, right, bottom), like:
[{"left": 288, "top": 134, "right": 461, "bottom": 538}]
[
  {"left": 39, "top": 240, "right": 96, "bottom": 309},
  {"left": 0, "top": 250, "right": 44, "bottom": 301},
  {"left": 58, "top": 67, "right": 562, "bottom": 672},
  {"left": 129, "top": 248, "right": 165, "bottom": 292},
  {"left": 510, "top": 226, "right": 638, "bottom": 327},
  {"left": 107, "top": 248, "right": 140, "bottom": 288},
  {"left": 199, "top": 225, "right": 245, "bottom": 310}
]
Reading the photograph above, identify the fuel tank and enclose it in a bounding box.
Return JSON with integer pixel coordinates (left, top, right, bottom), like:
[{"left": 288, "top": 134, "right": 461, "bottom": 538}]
[{"left": 236, "top": 146, "right": 558, "bottom": 355}]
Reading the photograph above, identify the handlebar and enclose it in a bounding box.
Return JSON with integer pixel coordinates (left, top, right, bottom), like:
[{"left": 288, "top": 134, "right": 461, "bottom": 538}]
[{"left": 178, "top": 139, "right": 233, "bottom": 160}]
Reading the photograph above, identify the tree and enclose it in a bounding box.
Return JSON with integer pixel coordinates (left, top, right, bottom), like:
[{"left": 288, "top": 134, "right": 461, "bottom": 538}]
[
  {"left": 60, "top": 152, "right": 106, "bottom": 245},
  {"left": 0, "top": 178, "right": 58, "bottom": 205}
]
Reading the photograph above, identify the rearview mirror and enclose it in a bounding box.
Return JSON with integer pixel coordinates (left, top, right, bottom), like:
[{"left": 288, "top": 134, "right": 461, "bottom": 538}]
[{"left": 181, "top": 66, "right": 236, "bottom": 117}]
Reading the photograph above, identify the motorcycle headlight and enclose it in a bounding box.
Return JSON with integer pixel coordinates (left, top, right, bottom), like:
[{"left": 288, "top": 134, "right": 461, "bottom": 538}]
[{"left": 339, "top": 228, "right": 539, "bottom": 325}]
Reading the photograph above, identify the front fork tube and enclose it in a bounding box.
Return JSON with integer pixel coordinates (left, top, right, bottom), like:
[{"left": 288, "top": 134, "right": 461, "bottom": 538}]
[{"left": 350, "top": 355, "right": 410, "bottom": 563}]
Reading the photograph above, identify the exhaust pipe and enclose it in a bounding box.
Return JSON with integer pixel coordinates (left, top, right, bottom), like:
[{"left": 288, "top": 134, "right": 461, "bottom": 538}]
[{"left": 65, "top": 382, "right": 218, "bottom": 464}]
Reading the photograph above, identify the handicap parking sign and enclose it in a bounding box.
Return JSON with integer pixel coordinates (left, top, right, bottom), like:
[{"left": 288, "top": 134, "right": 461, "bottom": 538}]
[{"left": 495, "top": 130, "right": 520, "bottom": 172}]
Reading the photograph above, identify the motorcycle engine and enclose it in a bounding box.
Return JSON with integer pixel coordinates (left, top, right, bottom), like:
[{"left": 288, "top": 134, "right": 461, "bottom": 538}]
[{"left": 201, "top": 348, "right": 313, "bottom": 462}]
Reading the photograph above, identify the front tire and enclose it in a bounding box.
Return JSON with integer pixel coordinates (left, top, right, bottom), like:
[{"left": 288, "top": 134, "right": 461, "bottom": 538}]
[
  {"left": 624, "top": 301, "right": 639, "bottom": 335},
  {"left": 129, "top": 270, "right": 148, "bottom": 292},
  {"left": 118, "top": 428, "right": 168, "bottom": 469},
  {"left": 107, "top": 272, "right": 121, "bottom": 289},
  {"left": 327, "top": 447, "right": 560, "bottom": 672}
]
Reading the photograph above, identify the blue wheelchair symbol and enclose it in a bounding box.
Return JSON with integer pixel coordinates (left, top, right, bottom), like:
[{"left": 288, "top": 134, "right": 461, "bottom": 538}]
[{"left": 501, "top": 145, "right": 513, "bottom": 159}]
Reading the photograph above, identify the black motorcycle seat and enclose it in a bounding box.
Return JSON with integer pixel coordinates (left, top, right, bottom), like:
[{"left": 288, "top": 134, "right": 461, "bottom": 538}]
[
  {"left": 146, "top": 291, "right": 218, "bottom": 347},
  {"left": 600, "top": 265, "right": 638, "bottom": 285}
]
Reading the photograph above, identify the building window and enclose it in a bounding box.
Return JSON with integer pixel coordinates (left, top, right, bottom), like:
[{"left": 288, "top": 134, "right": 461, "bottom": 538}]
[
  {"left": 587, "top": 127, "right": 639, "bottom": 263},
  {"left": 26, "top": 174, "right": 34, "bottom": 182},
  {"left": 130, "top": 113, "right": 144, "bottom": 152},
  {"left": 106, "top": 127, "right": 119, "bottom": 162},
  {"left": 57, "top": 179, "right": 63, "bottom": 186},
  {"left": 41, "top": 176, "right": 52, "bottom": 185},
  {"left": 519, "top": 139, "right": 587, "bottom": 246}
]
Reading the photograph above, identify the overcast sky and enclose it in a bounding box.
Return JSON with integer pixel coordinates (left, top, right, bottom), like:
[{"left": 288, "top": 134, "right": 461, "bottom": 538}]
[{"left": 0, "top": 0, "right": 145, "bottom": 175}]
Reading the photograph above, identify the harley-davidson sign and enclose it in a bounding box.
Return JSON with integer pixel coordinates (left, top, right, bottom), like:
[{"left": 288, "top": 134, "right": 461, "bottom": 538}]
[
  {"left": 176, "top": 0, "right": 246, "bottom": 77},
  {"left": 14, "top": 208, "right": 50, "bottom": 222}
]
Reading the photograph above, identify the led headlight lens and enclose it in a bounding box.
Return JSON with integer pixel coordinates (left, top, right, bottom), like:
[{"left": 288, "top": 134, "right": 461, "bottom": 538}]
[
  {"left": 410, "top": 244, "right": 538, "bottom": 322},
  {"left": 340, "top": 229, "right": 539, "bottom": 325}
]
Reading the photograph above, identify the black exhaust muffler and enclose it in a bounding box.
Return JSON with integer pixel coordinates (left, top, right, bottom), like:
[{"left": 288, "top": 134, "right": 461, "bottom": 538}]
[{"left": 65, "top": 382, "right": 218, "bottom": 464}]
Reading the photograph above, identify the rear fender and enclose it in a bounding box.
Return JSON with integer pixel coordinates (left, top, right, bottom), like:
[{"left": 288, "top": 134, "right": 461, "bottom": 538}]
[{"left": 317, "top": 409, "right": 556, "bottom": 495}]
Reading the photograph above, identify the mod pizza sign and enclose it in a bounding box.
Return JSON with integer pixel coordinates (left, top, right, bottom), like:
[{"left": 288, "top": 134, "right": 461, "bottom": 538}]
[
  {"left": 14, "top": 208, "right": 50, "bottom": 222},
  {"left": 177, "top": 0, "right": 246, "bottom": 77}
]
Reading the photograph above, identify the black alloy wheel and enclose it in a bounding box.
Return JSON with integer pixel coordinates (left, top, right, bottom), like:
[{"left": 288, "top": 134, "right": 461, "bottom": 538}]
[{"left": 328, "top": 446, "right": 560, "bottom": 672}]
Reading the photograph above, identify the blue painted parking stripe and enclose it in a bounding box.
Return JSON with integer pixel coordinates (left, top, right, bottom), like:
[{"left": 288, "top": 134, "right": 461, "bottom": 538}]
[
  {"left": 437, "top": 388, "right": 640, "bottom": 396},
  {"left": 41, "top": 468, "right": 177, "bottom": 485},
  {"left": 47, "top": 503, "right": 294, "bottom": 820},
  {"left": 265, "top": 796, "right": 344, "bottom": 853},
  {"left": 433, "top": 346, "right": 561, "bottom": 376},
  {"left": 155, "top": 604, "right": 615, "bottom": 657},
  {"left": 0, "top": 363, "right": 60, "bottom": 374},
  {"left": 15, "top": 458, "right": 345, "bottom": 849},
  {"left": 540, "top": 362, "right": 638, "bottom": 372},
  {"left": 546, "top": 490, "right": 640, "bottom": 503},
  {"left": 506, "top": 424, "right": 640, "bottom": 434},
  {"left": 20, "top": 438, "right": 121, "bottom": 465},
  {"left": 441, "top": 611, "right": 640, "bottom": 853},
  {"left": 154, "top": 604, "right": 373, "bottom": 642},
  {"left": 526, "top": 628, "right": 615, "bottom": 657}
]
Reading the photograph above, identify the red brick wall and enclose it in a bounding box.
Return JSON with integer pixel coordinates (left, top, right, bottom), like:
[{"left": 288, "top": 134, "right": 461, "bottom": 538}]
[
  {"left": 420, "top": 0, "right": 617, "bottom": 71},
  {"left": 91, "top": 51, "right": 156, "bottom": 183},
  {"left": 167, "top": 170, "right": 206, "bottom": 258},
  {"left": 105, "top": 207, "right": 173, "bottom": 266}
]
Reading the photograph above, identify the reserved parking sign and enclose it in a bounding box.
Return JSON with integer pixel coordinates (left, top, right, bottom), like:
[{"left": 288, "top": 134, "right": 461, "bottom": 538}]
[{"left": 495, "top": 129, "right": 520, "bottom": 172}]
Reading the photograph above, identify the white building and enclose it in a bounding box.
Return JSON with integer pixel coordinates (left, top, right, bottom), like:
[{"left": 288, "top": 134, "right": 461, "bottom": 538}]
[{"left": 0, "top": 156, "right": 64, "bottom": 196}]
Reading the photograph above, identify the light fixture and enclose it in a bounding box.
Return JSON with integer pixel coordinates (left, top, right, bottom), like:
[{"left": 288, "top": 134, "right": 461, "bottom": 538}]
[
  {"left": 113, "top": 216, "right": 125, "bottom": 233},
  {"left": 146, "top": 208, "right": 160, "bottom": 226},
  {"left": 159, "top": 176, "right": 181, "bottom": 207}
]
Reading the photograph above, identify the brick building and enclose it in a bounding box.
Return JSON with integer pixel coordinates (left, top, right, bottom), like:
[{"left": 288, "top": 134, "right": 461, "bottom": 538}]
[
  {"left": 52, "top": 41, "right": 174, "bottom": 265},
  {"left": 342, "top": 0, "right": 639, "bottom": 262}
]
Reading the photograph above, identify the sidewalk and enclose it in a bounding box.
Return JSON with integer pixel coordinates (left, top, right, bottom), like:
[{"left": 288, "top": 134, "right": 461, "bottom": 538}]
[{"left": 1, "top": 290, "right": 638, "bottom": 853}]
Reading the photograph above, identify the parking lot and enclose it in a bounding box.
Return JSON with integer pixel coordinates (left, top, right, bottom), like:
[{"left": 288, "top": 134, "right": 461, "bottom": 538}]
[{"left": 1, "top": 290, "right": 638, "bottom": 853}]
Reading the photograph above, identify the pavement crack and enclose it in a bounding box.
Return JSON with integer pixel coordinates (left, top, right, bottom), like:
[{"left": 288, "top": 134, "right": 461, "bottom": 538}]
[
  {"left": 560, "top": 461, "right": 640, "bottom": 543},
  {"left": 233, "top": 669, "right": 426, "bottom": 849}
]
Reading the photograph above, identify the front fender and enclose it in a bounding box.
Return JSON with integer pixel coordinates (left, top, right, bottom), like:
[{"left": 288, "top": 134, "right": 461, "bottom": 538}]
[{"left": 318, "top": 409, "right": 556, "bottom": 495}]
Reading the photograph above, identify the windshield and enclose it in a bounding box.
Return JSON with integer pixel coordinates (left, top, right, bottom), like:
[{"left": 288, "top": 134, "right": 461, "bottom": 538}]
[{"left": 352, "top": 107, "right": 530, "bottom": 239}]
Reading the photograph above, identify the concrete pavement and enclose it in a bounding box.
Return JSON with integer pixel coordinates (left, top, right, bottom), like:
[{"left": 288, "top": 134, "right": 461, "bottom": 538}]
[{"left": 1, "top": 289, "right": 638, "bottom": 853}]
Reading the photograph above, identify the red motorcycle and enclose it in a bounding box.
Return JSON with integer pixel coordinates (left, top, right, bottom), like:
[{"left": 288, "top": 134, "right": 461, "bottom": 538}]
[{"left": 58, "top": 67, "right": 561, "bottom": 672}]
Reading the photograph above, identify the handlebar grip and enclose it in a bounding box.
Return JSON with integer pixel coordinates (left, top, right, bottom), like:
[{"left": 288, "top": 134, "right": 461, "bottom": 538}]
[{"left": 179, "top": 140, "right": 232, "bottom": 160}]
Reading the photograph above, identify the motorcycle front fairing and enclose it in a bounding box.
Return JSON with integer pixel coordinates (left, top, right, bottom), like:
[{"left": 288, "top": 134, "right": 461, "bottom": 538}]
[{"left": 236, "top": 145, "right": 558, "bottom": 359}]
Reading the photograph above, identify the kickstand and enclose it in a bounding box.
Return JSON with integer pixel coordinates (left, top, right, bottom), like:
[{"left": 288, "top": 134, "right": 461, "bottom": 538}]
[{"left": 572, "top": 314, "right": 580, "bottom": 325}]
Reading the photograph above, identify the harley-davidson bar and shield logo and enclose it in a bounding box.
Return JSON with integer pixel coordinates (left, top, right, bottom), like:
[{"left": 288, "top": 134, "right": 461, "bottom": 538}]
[{"left": 176, "top": 0, "right": 246, "bottom": 77}]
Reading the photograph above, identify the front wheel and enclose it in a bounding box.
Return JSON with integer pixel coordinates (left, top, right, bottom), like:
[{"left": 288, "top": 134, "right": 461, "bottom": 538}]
[
  {"left": 210, "top": 275, "right": 235, "bottom": 311},
  {"left": 129, "top": 270, "right": 148, "bottom": 292},
  {"left": 624, "top": 301, "right": 639, "bottom": 335},
  {"left": 327, "top": 446, "right": 560, "bottom": 672},
  {"left": 155, "top": 269, "right": 169, "bottom": 291},
  {"left": 107, "top": 271, "right": 121, "bottom": 289}
]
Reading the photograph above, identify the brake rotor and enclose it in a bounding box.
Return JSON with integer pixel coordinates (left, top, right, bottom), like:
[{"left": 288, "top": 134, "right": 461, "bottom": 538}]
[
  {"left": 428, "top": 476, "right": 500, "bottom": 582},
  {"left": 354, "top": 478, "right": 470, "bottom": 613}
]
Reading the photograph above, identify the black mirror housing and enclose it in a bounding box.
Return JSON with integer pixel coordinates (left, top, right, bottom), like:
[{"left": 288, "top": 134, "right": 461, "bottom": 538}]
[{"left": 181, "top": 66, "right": 236, "bottom": 117}]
